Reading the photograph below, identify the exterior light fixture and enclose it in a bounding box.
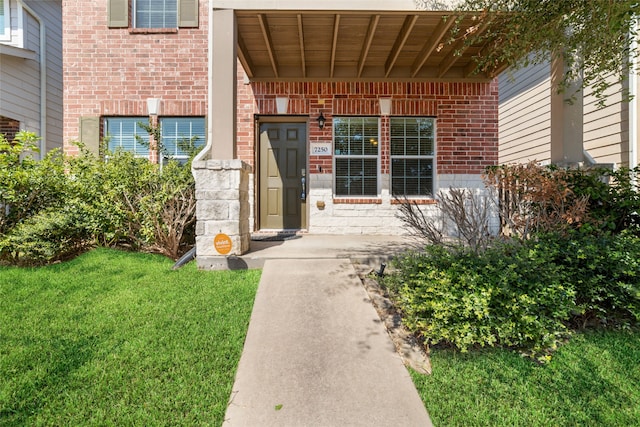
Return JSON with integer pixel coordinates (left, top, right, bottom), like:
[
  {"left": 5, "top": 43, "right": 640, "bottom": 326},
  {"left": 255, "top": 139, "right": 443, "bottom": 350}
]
[
  {"left": 275, "top": 96, "right": 289, "bottom": 114},
  {"left": 317, "top": 112, "right": 326, "bottom": 130},
  {"left": 147, "top": 98, "right": 161, "bottom": 116},
  {"left": 379, "top": 98, "right": 392, "bottom": 116}
]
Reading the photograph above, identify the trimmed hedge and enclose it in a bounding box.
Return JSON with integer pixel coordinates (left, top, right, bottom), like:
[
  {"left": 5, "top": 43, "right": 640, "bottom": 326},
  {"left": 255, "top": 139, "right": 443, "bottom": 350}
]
[{"left": 385, "top": 232, "right": 640, "bottom": 362}]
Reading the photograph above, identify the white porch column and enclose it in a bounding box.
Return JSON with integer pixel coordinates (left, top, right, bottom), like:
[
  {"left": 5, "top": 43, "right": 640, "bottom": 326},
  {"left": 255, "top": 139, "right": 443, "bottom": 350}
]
[
  {"left": 550, "top": 54, "right": 584, "bottom": 166},
  {"left": 211, "top": 8, "right": 237, "bottom": 159}
]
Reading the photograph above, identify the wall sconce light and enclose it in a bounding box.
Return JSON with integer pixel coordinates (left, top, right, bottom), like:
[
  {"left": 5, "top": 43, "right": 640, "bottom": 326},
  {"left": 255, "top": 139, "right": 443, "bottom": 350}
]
[
  {"left": 317, "top": 112, "right": 326, "bottom": 130},
  {"left": 379, "top": 98, "right": 392, "bottom": 116},
  {"left": 275, "top": 96, "right": 289, "bottom": 114},
  {"left": 147, "top": 98, "right": 161, "bottom": 116}
]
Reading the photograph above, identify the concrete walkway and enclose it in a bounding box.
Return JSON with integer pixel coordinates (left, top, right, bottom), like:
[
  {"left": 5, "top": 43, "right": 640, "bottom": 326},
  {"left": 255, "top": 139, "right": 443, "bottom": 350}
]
[{"left": 223, "top": 251, "right": 433, "bottom": 426}]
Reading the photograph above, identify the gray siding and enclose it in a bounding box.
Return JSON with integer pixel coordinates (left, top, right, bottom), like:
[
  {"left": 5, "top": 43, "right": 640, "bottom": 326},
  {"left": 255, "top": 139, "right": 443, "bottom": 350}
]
[
  {"left": 28, "top": 0, "right": 63, "bottom": 151},
  {"left": 0, "top": 0, "right": 62, "bottom": 151},
  {"left": 498, "top": 61, "right": 552, "bottom": 164}
]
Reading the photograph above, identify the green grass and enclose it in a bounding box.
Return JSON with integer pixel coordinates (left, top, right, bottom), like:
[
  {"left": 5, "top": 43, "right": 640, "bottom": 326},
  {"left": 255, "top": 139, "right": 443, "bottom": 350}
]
[
  {"left": 412, "top": 330, "right": 640, "bottom": 427},
  {"left": 0, "top": 248, "right": 260, "bottom": 426}
]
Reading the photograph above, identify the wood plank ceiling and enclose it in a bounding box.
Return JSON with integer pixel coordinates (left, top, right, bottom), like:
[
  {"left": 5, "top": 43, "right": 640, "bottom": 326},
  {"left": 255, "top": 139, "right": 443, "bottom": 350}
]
[{"left": 235, "top": 10, "right": 504, "bottom": 82}]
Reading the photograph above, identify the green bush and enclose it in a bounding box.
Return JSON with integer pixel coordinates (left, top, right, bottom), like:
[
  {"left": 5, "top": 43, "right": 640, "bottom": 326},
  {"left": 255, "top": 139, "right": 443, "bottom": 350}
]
[
  {"left": 66, "top": 147, "right": 197, "bottom": 259},
  {"left": 565, "top": 166, "right": 640, "bottom": 234},
  {"left": 0, "top": 133, "right": 198, "bottom": 266},
  {"left": 386, "top": 243, "right": 575, "bottom": 361},
  {"left": 0, "top": 132, "right": 69, "bottom": 235},
  {"left": 543, "top": 231, "right": 640, "bottom": 327},
  {"left": 0, "top": 206, "right": 92, "bottom": 266},
  {"left": 386, "top": 233, "right": 640, "bottom": 361}
]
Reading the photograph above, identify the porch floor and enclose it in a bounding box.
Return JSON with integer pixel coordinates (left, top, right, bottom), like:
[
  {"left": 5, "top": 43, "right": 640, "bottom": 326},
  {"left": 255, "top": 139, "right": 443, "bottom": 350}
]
[{"left": 233, "top": 233, "right": 421, "bottom": 270}]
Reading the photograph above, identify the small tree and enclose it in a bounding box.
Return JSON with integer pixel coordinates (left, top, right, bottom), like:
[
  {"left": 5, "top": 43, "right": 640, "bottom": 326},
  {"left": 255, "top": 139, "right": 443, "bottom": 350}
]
[{"left": 413, "top": 1, "right": 640, "bottom": 103}]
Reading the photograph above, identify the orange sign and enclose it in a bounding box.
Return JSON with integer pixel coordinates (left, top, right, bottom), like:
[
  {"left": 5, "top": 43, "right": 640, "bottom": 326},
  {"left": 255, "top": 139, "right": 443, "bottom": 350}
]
[{"left": 214, "top": 233, "right": 233, "bottom": 255}]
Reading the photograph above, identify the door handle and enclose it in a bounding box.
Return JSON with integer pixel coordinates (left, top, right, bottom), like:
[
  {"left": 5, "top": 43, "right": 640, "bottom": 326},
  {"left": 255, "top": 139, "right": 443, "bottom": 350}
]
[{"left": 301, "top": 175, "right": 306, "bottom": 201}]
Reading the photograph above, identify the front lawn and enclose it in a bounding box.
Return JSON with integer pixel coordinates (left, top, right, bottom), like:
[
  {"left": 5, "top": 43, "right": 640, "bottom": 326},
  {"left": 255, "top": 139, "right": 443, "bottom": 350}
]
[
  {"left": 0, "top": 248, "right": 260, "bottom": 426},
  {"left": 412, "top": 330, "right": 640, "bottom": 426}
]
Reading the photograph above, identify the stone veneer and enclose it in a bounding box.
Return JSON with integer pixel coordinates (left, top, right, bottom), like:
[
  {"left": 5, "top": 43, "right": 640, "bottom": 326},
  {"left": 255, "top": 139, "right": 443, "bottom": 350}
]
[{"left": 193, "top": 159, "right": 251, "bottom": 269}]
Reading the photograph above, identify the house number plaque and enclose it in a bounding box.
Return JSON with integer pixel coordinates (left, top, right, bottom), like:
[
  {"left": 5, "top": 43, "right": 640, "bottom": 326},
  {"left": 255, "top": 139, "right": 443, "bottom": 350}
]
[{"left": 310, "top": 142, "right": 332, "bottom": 156}]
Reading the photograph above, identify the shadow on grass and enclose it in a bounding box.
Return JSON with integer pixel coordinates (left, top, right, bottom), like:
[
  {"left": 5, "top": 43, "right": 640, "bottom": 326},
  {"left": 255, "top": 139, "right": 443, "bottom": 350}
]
[{"left": 1, "top": 335, "right": 98, "bottom": 425}]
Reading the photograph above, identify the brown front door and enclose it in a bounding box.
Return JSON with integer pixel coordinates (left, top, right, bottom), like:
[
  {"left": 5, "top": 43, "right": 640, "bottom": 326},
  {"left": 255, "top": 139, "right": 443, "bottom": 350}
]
[{"left": 259, "top": 122, "right": 307, "bottom": 230}]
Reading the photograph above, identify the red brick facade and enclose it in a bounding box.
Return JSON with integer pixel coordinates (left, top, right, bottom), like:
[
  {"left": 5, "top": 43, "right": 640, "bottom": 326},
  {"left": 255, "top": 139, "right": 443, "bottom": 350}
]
[
  {"left": 237, "top": 79, "right": 499, "bottom": 177},
  {"left": 62, "top": 0, "right": 498, "bottom": 185},
  {"left": 62, "top": 0, "right": 208, "bottom": 155}
]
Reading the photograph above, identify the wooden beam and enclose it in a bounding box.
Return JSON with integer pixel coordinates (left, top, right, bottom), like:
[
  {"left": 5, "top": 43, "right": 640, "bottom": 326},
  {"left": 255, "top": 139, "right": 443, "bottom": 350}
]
[
  {"left": 357, "top": 14, "right": 380, "bottom": 78},
  {"left": 385, "top": 14, "right": 418, "bottom": 78},
  {"left": 236, "top": 33, "right": 254, "bottom": 79},
  {"left": 330, "top": 14, "right": 341, "bottom": 78},
  {"left": 411, "top": 15, "right": 456, "bottom": 78},
  {"left": 297, "top": 14, "right": 307, "bottom": 78},
  {"left": 258, "top": 13, "right": 279, "bottom": 78}
]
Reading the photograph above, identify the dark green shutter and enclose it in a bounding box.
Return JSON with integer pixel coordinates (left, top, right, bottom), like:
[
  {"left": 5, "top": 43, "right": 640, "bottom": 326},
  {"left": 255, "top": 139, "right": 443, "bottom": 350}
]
[
  {"left": 108, "top": 0, "right": 128, "bottom": 28},
  {"left": 178, "top": 0, "right": 199, "bottom": 27},
  {"left": 79, "top": 116, "right": 101, "bottom": 155}
]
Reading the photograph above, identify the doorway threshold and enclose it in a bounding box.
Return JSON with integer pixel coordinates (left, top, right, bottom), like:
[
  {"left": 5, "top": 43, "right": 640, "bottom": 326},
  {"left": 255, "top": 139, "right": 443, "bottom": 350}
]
[{"left": 251, "top": 230, "right": 307, "bottom": 242}]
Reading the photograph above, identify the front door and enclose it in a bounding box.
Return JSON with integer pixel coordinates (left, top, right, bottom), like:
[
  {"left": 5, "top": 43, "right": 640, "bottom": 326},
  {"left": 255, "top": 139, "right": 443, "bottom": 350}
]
[{"left": 259, "top": 122, "right": 307, "bottom": 230}]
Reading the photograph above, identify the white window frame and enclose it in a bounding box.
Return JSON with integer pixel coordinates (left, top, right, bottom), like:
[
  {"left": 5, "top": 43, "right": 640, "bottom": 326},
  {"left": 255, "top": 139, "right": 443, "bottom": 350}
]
[
  {"left": 0, "top": 0, "right": 11, "bottom": 41},
  {"left": 103, "top": 117, "right": 150, "bottom": 159},
  {"left": 159, "top": 117, "right": 205, "bottom": 163},
  {"left": 333, "top": 116, "right": 380, "bottom": 197},
  {"left": 390, "top": 117, "right": 436, "bottom": 197},
  {"left": 133, "top": 0, "right": 177, "bottom": 29}
]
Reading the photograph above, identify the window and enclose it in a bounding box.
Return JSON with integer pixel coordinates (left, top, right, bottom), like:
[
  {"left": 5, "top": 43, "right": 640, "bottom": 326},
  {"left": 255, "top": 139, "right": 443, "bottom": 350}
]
[
  {"left": 104, "top": 117, "right": 150, "bottom": 157},
  {"left": 134, "top": 0, "right": 177, "bottom": 28},
  {"left": 0, "top": 0, "right": 9, "bottom": 40},
  {"left": 334, "top": 117, "right": 379, "bottom": 197},
  {"left": 107, "top": 0, "right": 198, "bottom": 29},
  {"left": 160, "top": 117, "right": 205, "bottom": 161},
  {"left": 390, "top": 117, "right": 435, "bottom": 196}
]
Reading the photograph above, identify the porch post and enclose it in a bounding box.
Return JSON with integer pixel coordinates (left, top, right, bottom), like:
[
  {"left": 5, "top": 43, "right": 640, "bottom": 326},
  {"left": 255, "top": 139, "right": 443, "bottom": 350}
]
[
  {"left": 211, "top": 8, "right": 237, "bottom": 159},
  {"left": 193, "top": 7, "right": 251, "bottom": 269},
  {"left": 550, "top": 54, "right": 584, "bottom": 166}
]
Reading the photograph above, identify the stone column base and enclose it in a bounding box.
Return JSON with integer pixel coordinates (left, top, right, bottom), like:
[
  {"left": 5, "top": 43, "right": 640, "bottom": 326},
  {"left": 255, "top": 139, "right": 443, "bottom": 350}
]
[{"left": 193, "top": 159, "right": 251, "bottom": 270}]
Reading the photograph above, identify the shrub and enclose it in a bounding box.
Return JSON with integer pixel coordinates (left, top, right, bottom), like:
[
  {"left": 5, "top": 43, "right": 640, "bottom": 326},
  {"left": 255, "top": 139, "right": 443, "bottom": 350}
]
[
  {"left": 484, "top": 162, "right": 591, "bottom": 238},
  {"left": 566, "top": 166, "right": 640, "bottom": 234},
  {"left": 0, "top": 132, "right": 69, "bottom": 235},
  {"left": 67, "top": 147, "right": 197, "bottom": 259},
  {"left": 543, "top": 231, "right": 640, "bottom": 327},
  {"left": 0, "top": 134, "right": 198, "bottom": 265},
  {"left": 0, "top": 206, "right": 92, "bottom": 266},
  {"left": 386, "top": 242, "right": 575, "bottom": 361},
  {"left": 385, "top": 232, "right": 640, "bottom": 361},
  {"left": 396, "top": 187, "right": 496, "bottom": 253}
]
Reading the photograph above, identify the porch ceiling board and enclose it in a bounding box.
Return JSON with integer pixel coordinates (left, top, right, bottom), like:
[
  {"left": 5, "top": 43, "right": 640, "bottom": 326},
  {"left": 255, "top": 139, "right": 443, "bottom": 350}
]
[
  {"left": 357, "top": 15, "right": 380, "bottom": 78},
  {"left": 234, "top": 10, "right": 503, "bottom": 82}
]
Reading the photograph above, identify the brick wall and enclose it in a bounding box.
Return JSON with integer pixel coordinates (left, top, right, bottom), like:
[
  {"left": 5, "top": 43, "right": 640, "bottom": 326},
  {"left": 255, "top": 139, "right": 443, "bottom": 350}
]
[
  {"left": 62, "top": 0, "right": 208, "bottom": 155},
  {"left": 236, "top": 74, "right": 499, "bottom": 234},
  {"left": 236, "top": 78, "right": 499, "bottom": 175},
  {"left": 0, "top": 116, "right": 20, "bottom": 141}
]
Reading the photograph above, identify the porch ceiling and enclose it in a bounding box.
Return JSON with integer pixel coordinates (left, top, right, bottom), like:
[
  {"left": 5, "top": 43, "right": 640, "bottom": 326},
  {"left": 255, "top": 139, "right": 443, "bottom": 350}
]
[{"left": 235, "top": 10, "right": 505, "bottom": 82}]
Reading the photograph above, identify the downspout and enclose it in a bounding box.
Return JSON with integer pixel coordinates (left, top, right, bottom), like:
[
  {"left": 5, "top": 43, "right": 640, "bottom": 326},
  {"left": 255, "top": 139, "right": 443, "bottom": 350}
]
[
  {"left": 193, "top": 0, "right": 213, "bottom": 164},
  {"left": 16, "top": 0, "right": 46, "bottom": 159},
  {"left": 629, "top": 20, "right": 638, "bottom": 171}
]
